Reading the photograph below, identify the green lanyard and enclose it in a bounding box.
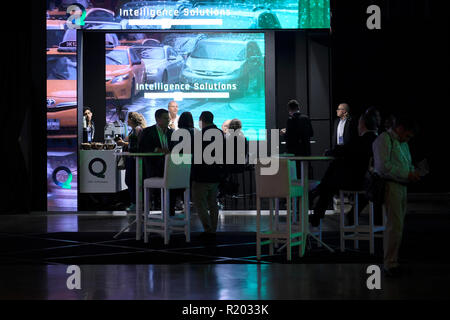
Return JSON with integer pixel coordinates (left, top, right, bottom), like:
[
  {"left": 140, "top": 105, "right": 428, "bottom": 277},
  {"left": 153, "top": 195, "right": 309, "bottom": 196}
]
[{"left": 157, "top": 126, "right": 168, "bottom": 149}]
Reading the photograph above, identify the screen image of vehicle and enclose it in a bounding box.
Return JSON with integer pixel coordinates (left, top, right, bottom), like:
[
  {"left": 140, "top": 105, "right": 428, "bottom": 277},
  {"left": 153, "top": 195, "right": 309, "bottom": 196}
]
[
  {"left": 46, "top": 4, "right": 124, "bottom": 211},
  {"left": 46, "top": 0, "right": 330, "bottom": 30},
  {"left": 105, "top": 32, "right": 265, "bottom": 141},
  {"left": 46, "top": 34, "right": 78, "bottom": 211},
  {"left": 45, "top": 0, "right": 329, "bottom": 211}
]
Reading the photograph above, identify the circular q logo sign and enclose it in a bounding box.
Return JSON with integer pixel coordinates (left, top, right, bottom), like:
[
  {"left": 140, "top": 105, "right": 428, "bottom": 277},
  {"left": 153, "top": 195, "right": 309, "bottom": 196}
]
[
  {"left": 52, "top": 167, "right": 73, "bottom": 189},
  {"left": 89, "top": 158, "right": 107, "bottom": 179},
  {"left": 66, "top": 4, "right": 87, "bottom": 29}
]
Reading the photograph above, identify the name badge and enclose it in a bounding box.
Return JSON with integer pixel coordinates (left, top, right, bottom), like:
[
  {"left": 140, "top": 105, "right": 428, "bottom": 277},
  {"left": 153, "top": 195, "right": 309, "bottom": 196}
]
[{"left": 338, "top": 136, "right": 344, "bottom": 145}]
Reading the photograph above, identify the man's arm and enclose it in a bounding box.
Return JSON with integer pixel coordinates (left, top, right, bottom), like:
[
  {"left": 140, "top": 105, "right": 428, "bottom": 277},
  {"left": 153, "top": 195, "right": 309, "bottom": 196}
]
[{"left": 285, "top": 118, "right": 299, "bottom": 151}]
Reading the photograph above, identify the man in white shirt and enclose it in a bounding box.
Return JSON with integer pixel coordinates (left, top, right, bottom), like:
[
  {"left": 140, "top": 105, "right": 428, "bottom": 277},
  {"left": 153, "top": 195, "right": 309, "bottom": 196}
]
[
  {"left": 168, "top": 100, "right": 179, "bottom": 130},
  {"left": 373, "top": 115, "right": 420, "bottom": 277},
  {"left": 331, "top": 103, "right": 358, "bottom": 151}
]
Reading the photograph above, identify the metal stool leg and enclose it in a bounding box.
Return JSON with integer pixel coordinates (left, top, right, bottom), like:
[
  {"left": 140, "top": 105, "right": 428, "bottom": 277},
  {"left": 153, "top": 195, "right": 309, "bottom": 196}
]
[
  {"left": 354, "top": 192, "right": 359, "bottom": 249},
  {"left": 144, "top": 187, "right": 149, "bottom": 243},
  {"left": 163, "top": 189, "right": 170, "bottom": 245},
  {"left": 369, "top": 201, "right": 375, "bottom": 255},
  {"left": 340, "top": 191, "right": 345, "bottom": 252},
  {"left": 286, "top": 197, "right": 292, "bottom": 261},
  {"left": 256, "top": 196, "right": 261, "bottom": 260},
  {"left": 269, "top": 198, "right": 274, "bottom": 255}
]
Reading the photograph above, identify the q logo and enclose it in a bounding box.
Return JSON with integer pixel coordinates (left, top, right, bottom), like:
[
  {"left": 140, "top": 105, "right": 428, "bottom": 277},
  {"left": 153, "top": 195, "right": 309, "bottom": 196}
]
[
  {"left": 66, "top": 4, "right": 87, "bottom": 30},
  {"left": 89, "top": 158, "right": 107, "bottom": 178},
  {"left": 52, "top": 167, "right": 73, "bottom": 189}
]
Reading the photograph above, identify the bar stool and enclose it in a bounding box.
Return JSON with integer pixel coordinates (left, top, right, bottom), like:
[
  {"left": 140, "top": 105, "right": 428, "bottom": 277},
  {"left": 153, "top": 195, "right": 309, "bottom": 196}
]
[
  {"left": 255, "top": 158, "right": 306, "bottom": 261},
  {"left": 339, "top": 190, "right": 386, "bottom": 255},
  {"left": 274, "top": 161, "right": 322, "bottom": 248},
  {"left": 143, "top": 154, "right": 191, "bottom": 245}
]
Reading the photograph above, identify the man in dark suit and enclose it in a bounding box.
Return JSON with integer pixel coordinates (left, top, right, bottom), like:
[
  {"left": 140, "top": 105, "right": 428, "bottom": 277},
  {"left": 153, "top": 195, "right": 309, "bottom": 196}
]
[
  {"left": 330, "top": 103, "right": 358, "bottom": 152},
  {"left": 280, "top": 99, "right": 314, "bottom": 179},
  {"left": 310, "top": 112, "right": 379, "bottom": 226},
  {"left": 192, "top": 111, "right": 226, "bottom": 237},
  {"left": 138, "top": 109, "right": 176, "bottom": 214},
  {"left": 139, "top": 109, "right": 173, "bottom": 177},
  {"left": 281, "top": 99, "right": 314, "bottom": 156}
]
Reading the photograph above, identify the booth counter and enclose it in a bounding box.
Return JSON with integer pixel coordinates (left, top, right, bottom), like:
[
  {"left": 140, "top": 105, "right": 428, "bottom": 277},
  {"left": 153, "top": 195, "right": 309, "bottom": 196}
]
[{"left": 80, "top": 149, "right": 126, "bottom": 193}]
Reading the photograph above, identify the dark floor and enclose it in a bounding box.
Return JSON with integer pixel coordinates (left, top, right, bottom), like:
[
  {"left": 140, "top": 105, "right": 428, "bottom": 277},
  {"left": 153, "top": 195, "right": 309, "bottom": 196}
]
[{"left": 0, "top": 194, "right": 449, "bottom": 300}]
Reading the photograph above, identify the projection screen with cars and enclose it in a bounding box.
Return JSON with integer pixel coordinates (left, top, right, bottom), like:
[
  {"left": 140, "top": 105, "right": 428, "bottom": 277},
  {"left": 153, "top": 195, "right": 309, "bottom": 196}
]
[
  {"left": 46, "top": 0, "right": 330, "bottom": 211},
  {"left": 105, "top": 32, "right": 265, "bottom": 140}
]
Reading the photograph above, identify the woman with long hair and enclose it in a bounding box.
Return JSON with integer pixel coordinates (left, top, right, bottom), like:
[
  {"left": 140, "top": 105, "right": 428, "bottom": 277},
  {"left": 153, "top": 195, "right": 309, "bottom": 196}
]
[{"left": 117, "top": 112, "right": 147, "bottom": 211}]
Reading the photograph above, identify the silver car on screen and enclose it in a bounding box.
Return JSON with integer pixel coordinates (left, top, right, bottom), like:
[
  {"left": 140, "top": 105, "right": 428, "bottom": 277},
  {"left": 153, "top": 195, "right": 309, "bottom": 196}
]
[{"left": 134, "top": 45, "right": 184, "bottom": 83}]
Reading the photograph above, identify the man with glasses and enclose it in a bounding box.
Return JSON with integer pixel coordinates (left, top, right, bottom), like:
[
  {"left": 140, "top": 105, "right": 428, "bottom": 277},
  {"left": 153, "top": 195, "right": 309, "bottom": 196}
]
[{"left": 330, "top": 103, "right": 358, "bottom": 153}]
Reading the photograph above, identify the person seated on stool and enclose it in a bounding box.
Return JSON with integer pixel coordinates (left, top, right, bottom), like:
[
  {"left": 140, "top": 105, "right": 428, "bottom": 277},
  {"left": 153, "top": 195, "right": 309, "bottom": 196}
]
[
  {"left": 310, "top": 112, "right": 379, "bottom": 226},
  {"left": 138, "top": 109, "right": 177, "bottom": 216}
]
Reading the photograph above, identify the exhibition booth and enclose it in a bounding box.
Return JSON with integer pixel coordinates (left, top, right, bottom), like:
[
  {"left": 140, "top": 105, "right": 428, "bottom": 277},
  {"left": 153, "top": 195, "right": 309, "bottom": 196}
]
[{"left": 46, "top": 0, "right": 332, "bottom": 212}]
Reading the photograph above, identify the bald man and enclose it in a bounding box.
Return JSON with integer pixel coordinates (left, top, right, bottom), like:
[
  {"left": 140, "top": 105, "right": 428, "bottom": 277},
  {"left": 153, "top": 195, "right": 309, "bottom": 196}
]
[
  {"left": 221, "top": 119, "right": 231, "bottom": 134},
  {"left": 168, "top": 101, "right": 179, "bottom": 130},
  {"left": 331, "top": 103, "right": 358, "bottom": 150}
]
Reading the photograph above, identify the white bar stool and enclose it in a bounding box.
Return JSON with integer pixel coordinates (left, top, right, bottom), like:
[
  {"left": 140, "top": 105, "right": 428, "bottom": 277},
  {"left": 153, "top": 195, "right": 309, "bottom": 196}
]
[
  {"left": 143, "top": 154, "right": 191, "bottom": 245},
  {"left": 255, "top": 158, "right": 306, "bottom": 261},
  {"left": 339, "top": 190, "right": 386, "bottom": 255}
]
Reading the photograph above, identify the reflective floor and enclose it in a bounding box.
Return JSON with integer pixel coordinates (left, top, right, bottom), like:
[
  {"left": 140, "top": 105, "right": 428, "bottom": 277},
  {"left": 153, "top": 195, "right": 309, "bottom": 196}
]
[
  {"left": 1, "top": 263, "right": 448, "bottom": 300},
  {"left": 0, "top": 194, "right": 449, "bottom": 300}
]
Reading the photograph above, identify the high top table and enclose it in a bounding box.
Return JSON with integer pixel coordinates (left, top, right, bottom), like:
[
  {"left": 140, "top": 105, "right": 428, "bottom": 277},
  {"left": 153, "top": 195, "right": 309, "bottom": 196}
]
[
  {"left": 113, "top": 152, "right": 164, "bottom": 240},
  {"left": 276, "top": 155, "right": 335, "bottom": 256}
]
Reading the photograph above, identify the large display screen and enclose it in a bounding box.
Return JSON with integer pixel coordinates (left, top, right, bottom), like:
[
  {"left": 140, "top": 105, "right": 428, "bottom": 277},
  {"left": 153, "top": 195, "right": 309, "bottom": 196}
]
[
  {"left": 105, "top": 32, "right": 265, "bottom": 140},
  {"left": 46, "top": 0, "right": 330, "bottom": 31},
  {"left": 46, "top": 0, "right": 329, "bottom": 211}
]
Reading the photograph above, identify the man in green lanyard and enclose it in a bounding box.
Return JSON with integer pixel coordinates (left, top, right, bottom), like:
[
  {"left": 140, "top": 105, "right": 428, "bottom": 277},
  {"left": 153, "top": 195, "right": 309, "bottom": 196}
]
[{"left": 139, "top": 109, "right": 174, "bottom": 213}]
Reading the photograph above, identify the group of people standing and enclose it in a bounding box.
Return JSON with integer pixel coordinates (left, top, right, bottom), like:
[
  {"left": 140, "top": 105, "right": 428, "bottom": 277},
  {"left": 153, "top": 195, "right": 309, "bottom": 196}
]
[
  {"left": 282, "top": 100, "right": 420, "bottom": 277},
  {"left": 119, "top": 101, "right": 248, "bottom": 239},
  {"left": 115, "top": 98, "right": 419, "bottom": 276}
]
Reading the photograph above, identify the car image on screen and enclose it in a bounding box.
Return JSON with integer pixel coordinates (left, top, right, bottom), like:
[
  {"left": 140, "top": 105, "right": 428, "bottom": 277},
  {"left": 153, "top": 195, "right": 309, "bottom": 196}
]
[
  {"left": 135, "top": 45, "right": 184, "bottom": 84},
  {"left": 180, "top": 38, "right": 264, "bottom": 98},
  {"left": 105, "top": 46, "right": 146, "bottom": 103},
  {"left": 46, "top": 49, "right": 77, "bottom": 140}
]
